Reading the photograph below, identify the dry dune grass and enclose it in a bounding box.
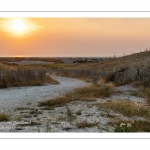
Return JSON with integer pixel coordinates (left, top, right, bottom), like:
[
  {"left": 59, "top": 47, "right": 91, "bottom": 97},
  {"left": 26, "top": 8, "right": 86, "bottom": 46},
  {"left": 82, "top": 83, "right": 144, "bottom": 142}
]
[
  {"left": 0, "top": 61, "right": 50, "bottom": 71},
  {"left": 0, "top": 62, "right": 17, "bottom": 70},
  {"left": 62, "top": 50, "right": 150, "bottom": 74},
  {"left": 72, "top": 82, "right": 114, "bottom": 99},
  {"left": 144, "top": 88, "right": 150, "bottom": 106},
  {"left": 76, "top": 120, "right": 99, "bottom": 128},
  {"left": 38, "top": 80, "right": 115, "bottom": 108},
  {"left": 96, "top": 100, "right": 150, "bottom": 118}
]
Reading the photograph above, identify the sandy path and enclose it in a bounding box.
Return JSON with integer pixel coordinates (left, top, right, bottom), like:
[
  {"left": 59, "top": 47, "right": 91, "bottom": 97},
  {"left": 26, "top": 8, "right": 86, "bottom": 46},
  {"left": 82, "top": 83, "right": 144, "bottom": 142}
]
[
  {"left": 0, "top": 77, "right": 146, "bottom": 132},
  {"left": 0, "top": 75, "right": 89, "bottom": 112}
]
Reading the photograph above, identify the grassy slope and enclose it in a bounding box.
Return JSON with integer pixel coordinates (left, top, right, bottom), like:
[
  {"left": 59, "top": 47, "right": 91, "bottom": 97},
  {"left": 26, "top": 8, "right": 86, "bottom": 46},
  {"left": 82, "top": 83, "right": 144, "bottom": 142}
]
[{"left": 64, "top": 50, "right": 150, "bottom": 73}]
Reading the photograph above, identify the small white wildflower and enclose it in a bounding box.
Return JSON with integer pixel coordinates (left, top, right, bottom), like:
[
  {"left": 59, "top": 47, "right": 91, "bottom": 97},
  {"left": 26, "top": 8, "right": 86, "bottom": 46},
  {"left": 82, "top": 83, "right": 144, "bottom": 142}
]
[
  {"left": 127, "top": 123, "right": 132, "bottom": 127},
  {"left": 120, "top": 123, "right": 126, "bottom": 127}
]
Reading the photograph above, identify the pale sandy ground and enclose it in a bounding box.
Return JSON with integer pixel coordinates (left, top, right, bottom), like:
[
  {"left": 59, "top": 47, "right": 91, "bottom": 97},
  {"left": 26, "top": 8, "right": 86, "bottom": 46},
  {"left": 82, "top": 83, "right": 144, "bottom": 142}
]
[
  {"left": 0, "top": 75, "right": 88, "bottom": 113},
  {"left": 0, "top": 76, "right": 146, "bottom": 132}
]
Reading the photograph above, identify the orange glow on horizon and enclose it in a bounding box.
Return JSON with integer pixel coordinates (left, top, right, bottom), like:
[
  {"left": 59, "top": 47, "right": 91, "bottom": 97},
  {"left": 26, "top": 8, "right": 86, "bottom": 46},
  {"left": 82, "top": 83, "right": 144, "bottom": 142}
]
[{"left": 12, "top": 55, "right": 26, "bottom": 57}]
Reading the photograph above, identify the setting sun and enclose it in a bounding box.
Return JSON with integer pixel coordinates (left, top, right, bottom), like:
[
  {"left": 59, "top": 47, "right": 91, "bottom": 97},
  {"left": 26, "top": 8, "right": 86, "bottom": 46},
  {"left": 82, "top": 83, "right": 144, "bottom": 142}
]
[
  {"left": 11, "top": 19, "right": 27, "bottom": 32},
  {"left": 0, "top": 18, "right": 40, "bottom": 37}
]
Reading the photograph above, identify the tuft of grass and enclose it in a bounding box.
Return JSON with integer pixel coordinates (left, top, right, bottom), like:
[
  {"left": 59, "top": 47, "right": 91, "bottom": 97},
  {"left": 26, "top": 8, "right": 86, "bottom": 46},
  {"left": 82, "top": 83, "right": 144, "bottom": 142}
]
[
  {"left": 15, "top": 107, "right": 28, "bottom": 110},
  {"left": 65, "top": 106, "right": 77, "bottom": 122},
  {"left": 76, "top": 120, "right": 99, "bottom": 128},
  {"left": 132, "top": 81, "right": 144, "bottom": 87},
  {"left": 29, "top": 109, "right": 43, "bottom": 115},
  {"left": 0, "top": 113, "right": 10, "bottom": 122},
  {"left": 76, "top": 110, "right": 82, "bottom": 115},
  {"left": 14, "top": 115, "right": 22, "bottom": 121},
  {"left": 96, "top": 100, "right": 150, "bottom": 118},
  {"left": 144, "top": 88, "right": 150, "bottom": 105},
  {"left": 66, "top": 106, "right": 72, "bottom": 117},
  {"left": 68, "top": 115, "right": 77, "bottom": 123},
  {"left": 45, "top": 120, "right": 51, "bottom": 132},
  {"left": 30, "top": 121, "right": 41, "bottom": 126},
  {"left": 73, "top": 83, "right": 114, "bottom": 98},
  {"left": 38, "top": 97, "right": 70, "bottom": 108},
  {"left": 106, "top": 113, "right": 116, "bottom": 118},
  {"left": 37, "top": 120, "right": 51, "bottom": 132},
  {"left": 57, "top": 116, "right": 67, "bottom": 121}
]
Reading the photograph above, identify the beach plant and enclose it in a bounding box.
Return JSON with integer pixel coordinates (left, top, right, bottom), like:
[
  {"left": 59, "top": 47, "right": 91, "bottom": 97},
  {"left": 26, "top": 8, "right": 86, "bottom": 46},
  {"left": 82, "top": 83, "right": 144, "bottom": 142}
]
[
  {"left": 76, "top": 110, "right": 82, "bottom": 115},
  {"left": 96, "top": 100, "right": 150, "bottom": 118},
  {"left": 112, "top": 120, "right": 150, "bottom": 132},
  {"left": 45, "top": 120, "right": 51, "bottom": 132},
  {"left": 0, "top": 113, "right": 10, "bottom": 122},
  {"left": 66, "top": 106, "right": 72, "bottom": 117},
  {"left": 76, "top": 120, "right": 99, "bottom": 128},
  {"left": 144, "top": 88, "right": 150, "bottom": 105}
]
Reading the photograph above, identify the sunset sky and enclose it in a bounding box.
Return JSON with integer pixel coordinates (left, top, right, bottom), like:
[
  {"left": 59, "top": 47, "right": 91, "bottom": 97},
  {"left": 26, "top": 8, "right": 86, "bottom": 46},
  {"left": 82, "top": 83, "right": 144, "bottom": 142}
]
[{"left": 0, "top": 18, "right": 150, "bottom": 57}]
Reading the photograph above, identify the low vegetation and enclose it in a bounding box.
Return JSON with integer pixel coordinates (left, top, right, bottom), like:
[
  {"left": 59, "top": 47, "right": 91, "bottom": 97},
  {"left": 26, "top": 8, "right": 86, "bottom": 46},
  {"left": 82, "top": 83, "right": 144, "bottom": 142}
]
[
  {"left": 66, "top": 106, "right": 72, "bottom": 117},
  {"left": 50, "top": 50, "right": 150, "bottom": 89},
  {"left": 29, "top": 109, "right": 43, "bottom": 115},
  {"left": 0, "top": 113, "right": 10, "bottom": 122},
  {"left": 39, "top": 97, "right": 70, "bottom": 108},
  {"left": 96, "top": 100, "right": 150, "bottom": 118},
  {"left": 144, "top": 88, "right": 150, "bottom": 106},
  {"left": 76, "top": 110, "right": 82, "bottom": 115},
  {"left": 76, "top": 120, "right": 99, "bottom": 128},
  {"left": 38, "top": 81, "right": 115, "bottom": 108},
  {"left": 68, "top": 81, "right": 114, "bottom": 100},
  {"left": 109, "top": 119, "right": 150, "bottom": 132},
  {"left": 70, "top": 50, "right": 150, "bottom": 71}
]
